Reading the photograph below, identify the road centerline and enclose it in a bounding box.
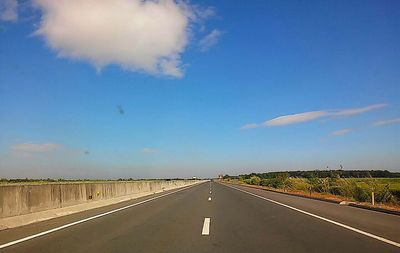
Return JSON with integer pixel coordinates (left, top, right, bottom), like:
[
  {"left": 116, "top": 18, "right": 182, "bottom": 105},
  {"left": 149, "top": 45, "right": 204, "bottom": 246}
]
[{"left": 202, "top": 218, "right": 211, "bottom": 235}]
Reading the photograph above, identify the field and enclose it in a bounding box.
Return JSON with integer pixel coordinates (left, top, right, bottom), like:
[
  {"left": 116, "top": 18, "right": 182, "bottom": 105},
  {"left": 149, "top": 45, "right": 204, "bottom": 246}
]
[
  {"left": 348, "top": 178, "right": 400, "bottom": 191},
  {"left": 288, "top": 177, "right": 400, "bottom": 192},
  {"left": 233, "top": 176, "right": 400, "bottom": 205}
]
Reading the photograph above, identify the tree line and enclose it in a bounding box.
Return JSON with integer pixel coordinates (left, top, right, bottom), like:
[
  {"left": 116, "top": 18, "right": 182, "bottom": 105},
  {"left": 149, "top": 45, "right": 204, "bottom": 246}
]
[{"left": 224, "top": 170, "right": 400, "bottom": 180}]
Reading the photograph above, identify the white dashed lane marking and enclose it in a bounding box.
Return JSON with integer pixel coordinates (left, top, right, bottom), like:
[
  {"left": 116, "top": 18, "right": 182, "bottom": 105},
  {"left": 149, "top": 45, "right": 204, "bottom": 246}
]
[{"left": 201, "top": 218, "right": 211, "bottom": 235}]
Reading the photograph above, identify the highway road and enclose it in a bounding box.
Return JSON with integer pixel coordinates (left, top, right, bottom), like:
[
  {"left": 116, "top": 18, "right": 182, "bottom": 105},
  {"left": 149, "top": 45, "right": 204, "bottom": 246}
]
[{"left": 1, "top": 181, "right": 399, "bottom": 253}]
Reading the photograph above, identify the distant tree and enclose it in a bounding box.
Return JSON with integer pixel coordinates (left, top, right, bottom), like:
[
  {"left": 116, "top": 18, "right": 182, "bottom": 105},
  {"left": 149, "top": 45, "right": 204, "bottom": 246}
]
[{"left": 223, "top": 174, "right": 231, "bottom": 180}]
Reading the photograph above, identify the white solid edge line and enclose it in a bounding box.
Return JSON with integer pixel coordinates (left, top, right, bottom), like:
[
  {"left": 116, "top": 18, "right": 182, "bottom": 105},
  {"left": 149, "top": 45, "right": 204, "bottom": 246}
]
[
  {"left": 0, "top": 182, "right": 205, "bottom": 249},
  {"left": 202, "top": 218, "right": 211, "bottom": 235},
  {"left": 223, "top": 184, "right": 400, "bottom": 248}
]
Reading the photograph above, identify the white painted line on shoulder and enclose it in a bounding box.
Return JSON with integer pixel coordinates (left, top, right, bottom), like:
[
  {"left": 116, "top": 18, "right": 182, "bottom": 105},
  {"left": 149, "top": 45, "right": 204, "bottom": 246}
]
[
  {"left": 0, "top": 182, "right": 206, "bottom": 250},
  {"left": 202, "top": 218, "right": 211, "bottom": 235},
  {"left": 224, "top": 184, "right": 400, "bottom": 248}
]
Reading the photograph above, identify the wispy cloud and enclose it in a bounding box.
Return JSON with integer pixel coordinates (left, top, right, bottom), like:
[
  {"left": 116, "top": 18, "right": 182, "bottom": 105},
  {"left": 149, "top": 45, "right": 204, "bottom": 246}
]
[
  {"left": 330, "top": 104, "right": 386, "bottom": 117},
  {"left": 0, "top": 0, "right": 18, "bottom": 22},
  {"left": 241, "top": 103, "right": 387, "bottom": 129},
  {"left": 373, "top": 118, "right": 400, "bottom": 126},
  {"left": 264, "top": 111, "right": 327, "bottom": 127},
  {"left": 198, "top": 29, "right": 224, "bottom": 52},
  {"left": 11, "top": 143, "right": 60, "bottom": 154},
  {"left": 331, "top": 128, "right": 352, "bottom": 136},
  {"left": 241, "top": 123, "right": 260, "bottom": 130},
  {"left": 33, "top": 0, "right": 214, "bottom": 77},
  {"left": 142, "top": 147, "right": 159, "bottom": 154}
]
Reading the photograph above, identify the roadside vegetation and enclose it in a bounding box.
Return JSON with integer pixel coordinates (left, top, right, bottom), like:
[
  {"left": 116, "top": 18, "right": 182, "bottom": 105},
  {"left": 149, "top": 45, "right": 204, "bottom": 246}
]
[{"left": 223, "top": 170, "right": 400, "bottom": 206}]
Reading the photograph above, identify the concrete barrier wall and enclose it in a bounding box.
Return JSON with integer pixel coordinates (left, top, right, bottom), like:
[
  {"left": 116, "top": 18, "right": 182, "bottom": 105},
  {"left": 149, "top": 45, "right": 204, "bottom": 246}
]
[{"left": 0, "top": 180, "right": 196, "bottom": 218}]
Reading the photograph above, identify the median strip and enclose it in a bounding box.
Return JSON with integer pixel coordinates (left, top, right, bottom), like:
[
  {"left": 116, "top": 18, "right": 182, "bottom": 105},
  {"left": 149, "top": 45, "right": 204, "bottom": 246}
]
[{"left": 0, "top": 182, "right": 205, "bottom": 250}]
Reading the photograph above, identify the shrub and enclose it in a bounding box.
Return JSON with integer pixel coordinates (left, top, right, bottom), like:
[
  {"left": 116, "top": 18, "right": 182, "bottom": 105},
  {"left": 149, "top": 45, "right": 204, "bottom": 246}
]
[
  {"left": 242, "top": 174, "right": 399, "bottom": 205},
  {"left": 283, "top": 177, "right": 294, "bottom": 190},
  {"left": 328, "top": 179, "right": 353, "bottom": 197},
  {"left": 286, "top": 178, "right": 310, "bottom": 192},
  {"left": 374, "top": 185, "right": 396, "bottom": 203},
  {"left": 269, "top": 178, "right": 285, "bottom": 188},
  {"left": 249, "top": 176, "right": 261, "bottom": 185},
  {"left": 353, "top": 186, "right": 371, "bottom": 202},
  {"left": 391, "top": 189, "right": 400, "bottom": 199},
  {"left": 309, "top": 178, "right": 330, "bottom": 193},
  {"left": 260, "top": 178, "right": 271, "bottom": 187},
  {"left": 330, "top": 185, "right": 347, "bottom": 196}
]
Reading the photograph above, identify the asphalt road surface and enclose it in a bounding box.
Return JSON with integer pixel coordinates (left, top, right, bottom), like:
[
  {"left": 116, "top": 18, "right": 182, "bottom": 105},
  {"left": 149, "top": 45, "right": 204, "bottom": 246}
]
[{"left": 1, "top": 181, "right": 399, "bottom": 253}]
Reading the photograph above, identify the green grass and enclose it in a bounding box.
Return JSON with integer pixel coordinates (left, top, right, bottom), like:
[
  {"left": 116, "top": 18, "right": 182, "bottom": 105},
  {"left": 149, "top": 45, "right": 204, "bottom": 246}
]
[
  {"left": 288, "top": 177, "right": 400, "bottom": 191},
  {"left": 346, "top": 178, "right": 400, "bottom": 191},
  {"left": 240, "top": 176, "right": 400, "bottom": 204}
]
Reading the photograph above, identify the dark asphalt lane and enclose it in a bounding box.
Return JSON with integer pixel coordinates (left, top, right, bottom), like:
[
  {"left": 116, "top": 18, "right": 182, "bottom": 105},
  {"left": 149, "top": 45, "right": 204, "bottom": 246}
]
[
  {"left": 212, "top": 182, "right": 399, "bottom": 253},
  {"left": 1, "top": 181, "right": 399, "bottom": 253},
  {"left": 225, "top": 182, "right": 400, "bottom": 242},
  {"left": 0, "top": 182, "right": 205, "bottom": 245}
]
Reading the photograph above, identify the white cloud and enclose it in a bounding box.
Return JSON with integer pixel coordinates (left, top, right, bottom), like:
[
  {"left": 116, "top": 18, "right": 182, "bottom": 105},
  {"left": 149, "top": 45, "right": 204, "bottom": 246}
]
[
  {"left": 142, "top": 147, "right": 159, "bottom": 154},
  {"left": 330, "top": 104, "right": 387, "bottom": 117},
  {"left": 373, "top": 118, "right": 400, "bottom": 126},
  {"left": 264, "top": 111, "right": 328, "bottom": 127},
  {"left": 240, "top": 123, "right": 260, "bottom": 129},
  {"left": 331, "top": 128, "right": 352, "bottom": 136},
  {"left": 242, "top": 103, "right": 387, "bottom": 129},
  {"left": 198, "top": 29, "right": 223, "bottom": 52},
  {"left": 33, "top": 0, "right": 213, "bottom": 77},
  {"left": 0, "top": 0, "right": 18, "bottom": 22},
  {"left": 11, "top": 143, "right": 60, "bottom": 153}
]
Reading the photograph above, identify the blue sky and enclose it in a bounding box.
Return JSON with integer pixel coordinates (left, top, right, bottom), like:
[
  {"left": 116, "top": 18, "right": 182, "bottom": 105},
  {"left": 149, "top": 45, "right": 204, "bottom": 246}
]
[{"left": 0, "top": 0, "right": 399, "bottom": 179}]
